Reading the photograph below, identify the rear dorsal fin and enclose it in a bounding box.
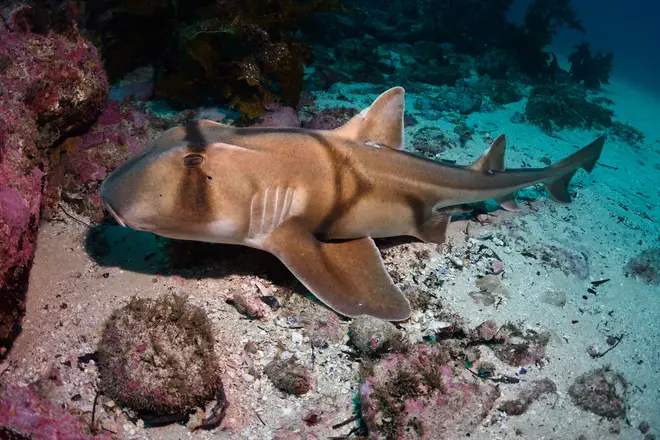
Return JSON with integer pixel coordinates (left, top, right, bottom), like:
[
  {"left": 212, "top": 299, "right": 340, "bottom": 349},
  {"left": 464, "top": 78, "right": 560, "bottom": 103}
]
[
  {"left": 333, "top": 87, "right": 405, "bottom": 150},
  {"left": 469, "top": 134, "right": 506, "bottom": 172}
]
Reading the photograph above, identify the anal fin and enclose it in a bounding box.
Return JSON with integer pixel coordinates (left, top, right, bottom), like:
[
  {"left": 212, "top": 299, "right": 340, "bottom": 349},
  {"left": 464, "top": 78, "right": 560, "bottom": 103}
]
[
  {"left": 263, "top": 222, "right": 411, "bottom": 321},
  {"left": 496, "top": 192, "right": 521, "bottom": 211}
]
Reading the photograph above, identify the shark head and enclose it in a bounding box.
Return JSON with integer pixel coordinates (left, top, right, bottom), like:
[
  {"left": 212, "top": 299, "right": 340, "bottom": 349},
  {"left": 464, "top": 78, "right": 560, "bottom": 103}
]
[{"left": 99, "top": 121, "right": 246, "bottom": 242}]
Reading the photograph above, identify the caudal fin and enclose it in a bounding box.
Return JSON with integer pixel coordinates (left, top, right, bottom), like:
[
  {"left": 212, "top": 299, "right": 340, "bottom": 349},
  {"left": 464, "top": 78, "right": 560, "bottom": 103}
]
[{"left": 544, "top": 135, "right": 606, "bottom": 203}]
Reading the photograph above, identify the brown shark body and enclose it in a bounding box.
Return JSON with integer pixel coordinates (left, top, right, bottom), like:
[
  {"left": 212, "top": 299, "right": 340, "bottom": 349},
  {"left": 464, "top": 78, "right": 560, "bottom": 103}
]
[{"left": 100, "top": 87, "right": 606, "bottom": 321}]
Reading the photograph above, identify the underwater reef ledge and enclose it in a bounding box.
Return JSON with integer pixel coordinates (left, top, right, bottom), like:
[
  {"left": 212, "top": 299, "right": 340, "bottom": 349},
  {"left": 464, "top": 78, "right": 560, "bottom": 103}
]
[{"left": 0, "top": 1, "right": 109, "bottom": 357}]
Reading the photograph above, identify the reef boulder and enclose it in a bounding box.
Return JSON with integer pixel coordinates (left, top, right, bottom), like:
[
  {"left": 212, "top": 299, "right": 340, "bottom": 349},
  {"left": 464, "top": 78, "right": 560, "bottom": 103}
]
[
  {"left": 0, "top": 1, "right": 109, "bottom": 356},
  {"left": 0, "top": 383, "right": 112, "bottom": 440}
]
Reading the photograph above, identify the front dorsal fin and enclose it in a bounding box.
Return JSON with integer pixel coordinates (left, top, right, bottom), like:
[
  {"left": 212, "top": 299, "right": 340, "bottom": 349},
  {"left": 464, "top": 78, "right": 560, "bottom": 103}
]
[
  {"left": 469, "top": 134, "right": 506, "bottom": 172},
  {"left": 333, "top": 86, "right": 405, "bottom": 150}
]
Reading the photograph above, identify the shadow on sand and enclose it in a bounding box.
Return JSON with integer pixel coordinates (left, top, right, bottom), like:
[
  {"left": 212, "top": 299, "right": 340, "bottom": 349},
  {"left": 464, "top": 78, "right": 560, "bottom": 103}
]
[{"left": 82, "top": 217, "right": 424, "bottom": 309}]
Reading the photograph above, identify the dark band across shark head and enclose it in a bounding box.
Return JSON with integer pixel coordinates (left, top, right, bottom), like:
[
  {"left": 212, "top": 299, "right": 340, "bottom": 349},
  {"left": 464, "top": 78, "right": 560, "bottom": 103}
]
[{"left": 100, "top": 87, "right": 606, "bottom": 322}]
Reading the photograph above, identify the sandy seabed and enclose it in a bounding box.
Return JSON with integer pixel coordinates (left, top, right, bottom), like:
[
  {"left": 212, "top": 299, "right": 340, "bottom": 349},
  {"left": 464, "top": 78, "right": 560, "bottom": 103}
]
[{"left": 3, "top": 73, "right": 660, "bottom": 440}]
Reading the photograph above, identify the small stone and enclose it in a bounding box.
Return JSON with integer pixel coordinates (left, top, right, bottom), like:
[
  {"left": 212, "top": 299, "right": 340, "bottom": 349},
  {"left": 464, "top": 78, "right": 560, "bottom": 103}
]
[
  {"left": 471, "top": 321, "right": 500, "bottom": 341},
  {"left": 291, "top": 331, "right": 303, "bottom": 344},
  {"left": 449, "top": 256, "right": 464, "bottom": 268},
  {"left": 625, "top": 247, "right": 660, "bottom": 285},
  {"left": 226, "top": 292, "right": 270, "bottom": 320},
  {"left": 639, "top": 421, "right": 651, "bottom": 434},
  {"left": 264, "top": 357, "right": 313, "bottom": 395},
  {"left": 349, "top": 315, "right": 405, "bottom": 357},
  {"left": 244, "top": 341, "right": 258, "bottom": 354},
  {"left": 586, "top": 345, "right": 599, "bottom": 358},
  {"left": 98, "top": 294, "right": 224, "bottom": 416},
  {"left": 359, "top": 343, "right": 500, "bottom": 438},
  {"left": 491, "top": 260, "right": 505, "bottom": 275},
  {"left": 476, "top": 213, "right": 491, "bottom": 224},
  {"left": 425, "top": 321, "right": 452, "bottom": 333}
]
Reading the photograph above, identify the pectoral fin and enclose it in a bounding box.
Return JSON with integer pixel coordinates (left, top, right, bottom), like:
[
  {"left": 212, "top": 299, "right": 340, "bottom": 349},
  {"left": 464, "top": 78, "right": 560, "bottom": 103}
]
[{"left": 262, "top": 223, "right": 411, "bottom": 321}]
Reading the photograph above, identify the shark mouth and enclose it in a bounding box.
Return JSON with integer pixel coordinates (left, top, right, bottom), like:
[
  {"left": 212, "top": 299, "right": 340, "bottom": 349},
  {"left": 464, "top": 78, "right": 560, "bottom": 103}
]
[{"left": 104, "top": 201, "right": 127, "bottom": 227}]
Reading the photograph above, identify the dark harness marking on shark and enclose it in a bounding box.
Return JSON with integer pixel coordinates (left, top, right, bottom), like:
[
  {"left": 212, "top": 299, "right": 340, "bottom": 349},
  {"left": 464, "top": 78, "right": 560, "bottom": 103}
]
[{"left": 99, "top": 86, "right": 607, "bottom": 322}]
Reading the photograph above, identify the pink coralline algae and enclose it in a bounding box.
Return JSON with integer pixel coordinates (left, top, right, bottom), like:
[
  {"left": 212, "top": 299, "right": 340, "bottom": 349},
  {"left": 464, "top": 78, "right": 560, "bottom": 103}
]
[
  {"left": 359, "top": 344, "right": 500, "bottom": 439},
  {"left": 96, "top": 100, "right": 123, "bottom": 125},
  {"left": 0, "top": 384, "right": 112, "bottom": 440},
  {"left": 46, "top": 97, "right": 155, "bottom": 222},
  {"left": 0, "top": 1, "right": 109, "bottom": 356}
]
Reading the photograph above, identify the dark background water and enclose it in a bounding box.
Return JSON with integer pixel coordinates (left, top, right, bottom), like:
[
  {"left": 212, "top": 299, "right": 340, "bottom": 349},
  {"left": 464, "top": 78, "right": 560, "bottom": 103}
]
[{"left": 511, "top": 0, "right": 660, "bottom": 96}]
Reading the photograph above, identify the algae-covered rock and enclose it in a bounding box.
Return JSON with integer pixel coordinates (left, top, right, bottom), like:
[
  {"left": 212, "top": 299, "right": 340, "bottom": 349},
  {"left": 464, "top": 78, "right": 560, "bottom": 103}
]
[
  {"left": 0, "top": 0, "right": 108, "bottom": 357},
  {"left": 359, "top": 344, "right": 500, "bottom": 439},
  {"left": 626, "top": 247, "right": 660, "bottom": 285},
  {"left": 524, "top": 84, "right": 612, "bottom": 133},
  {"left": 264, "top": 357, "right": 313, "bottom": 395},
  {"left": 98, "top": 294, "right": 224, "bottom": 416},
  {"left": 0, "top": 384, "right": 112, "bottom": 440},
  {"left": 349, "top": 315, "right": 407, "bottom": 357},
  {"left": 569, "top": 367, "right": 628, "bottom": 418}
]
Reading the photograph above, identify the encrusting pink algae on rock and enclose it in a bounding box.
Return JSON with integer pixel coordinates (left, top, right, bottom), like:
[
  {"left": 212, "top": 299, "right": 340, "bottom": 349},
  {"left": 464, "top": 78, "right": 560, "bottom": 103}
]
[
  {"left": 0, "top": 383, "right": 112, "bottom": 440},
  {"left": 359, "top": 344, "right": 500, "bottom": 439},
  {"left": 0, "top": 1, "right": 109, "bottom": 356}
]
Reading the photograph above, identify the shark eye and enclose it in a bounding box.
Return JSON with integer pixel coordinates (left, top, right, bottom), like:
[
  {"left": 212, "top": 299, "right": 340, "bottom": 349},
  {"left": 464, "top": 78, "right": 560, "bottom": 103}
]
[{"left": 183, "top": 154, "right": 204, "bottom": 168}]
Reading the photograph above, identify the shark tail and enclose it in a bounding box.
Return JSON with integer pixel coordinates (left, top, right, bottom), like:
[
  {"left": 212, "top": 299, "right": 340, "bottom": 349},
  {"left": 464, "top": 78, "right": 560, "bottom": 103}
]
[{"left": 544, "top": 134, "right": 606, "bottom": 203}]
